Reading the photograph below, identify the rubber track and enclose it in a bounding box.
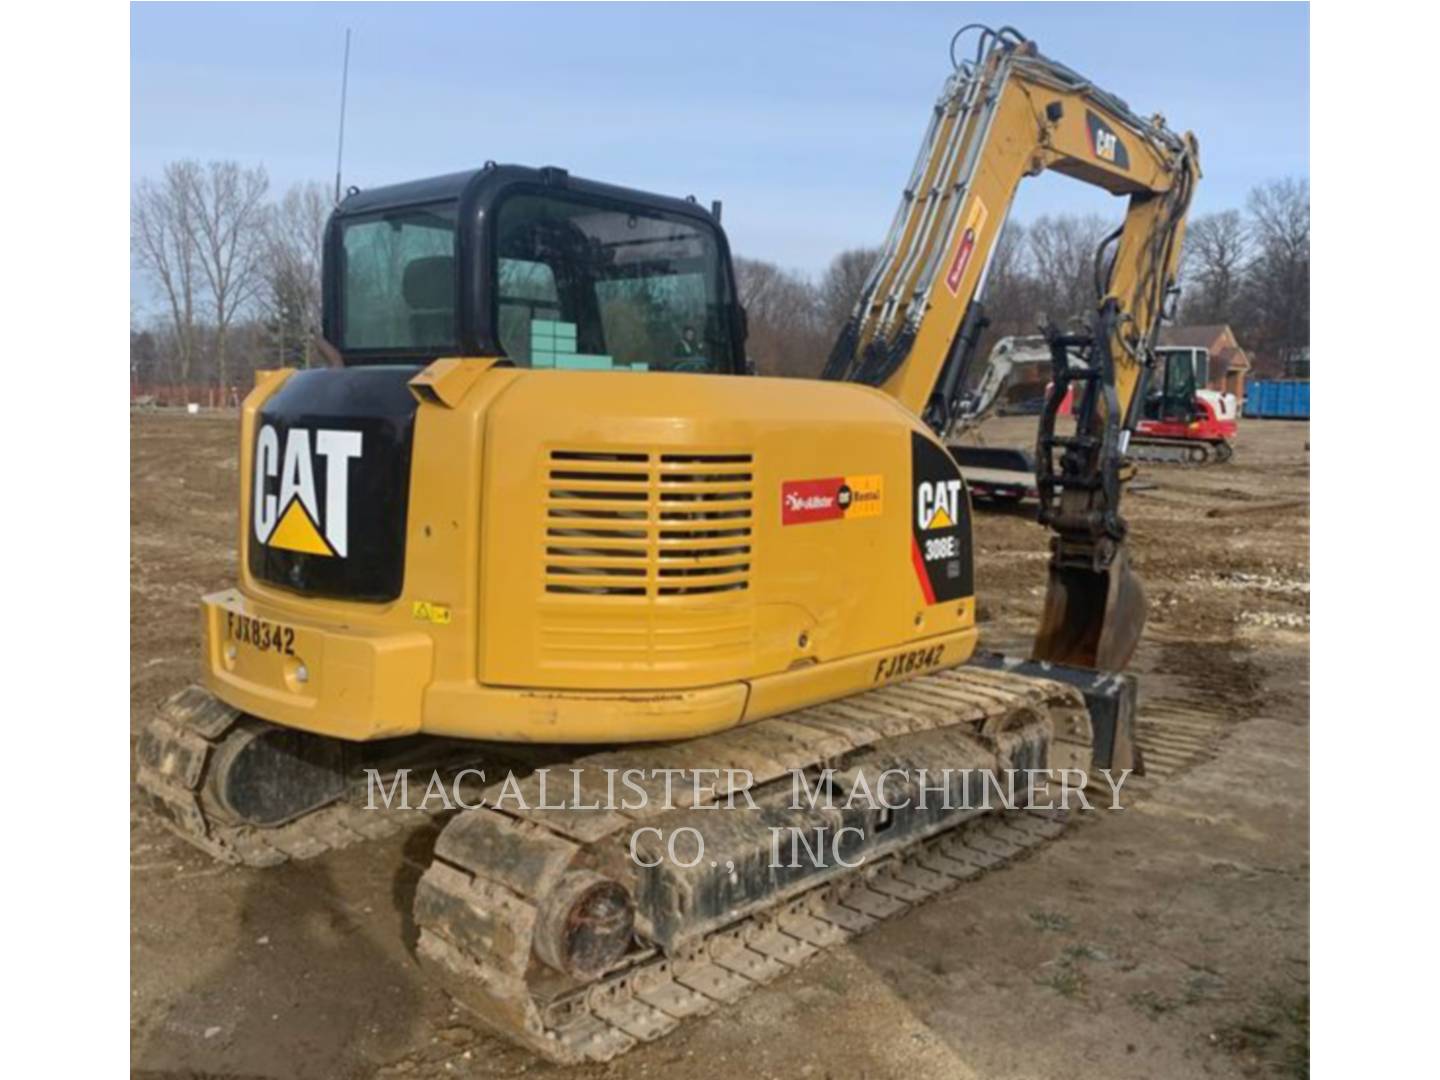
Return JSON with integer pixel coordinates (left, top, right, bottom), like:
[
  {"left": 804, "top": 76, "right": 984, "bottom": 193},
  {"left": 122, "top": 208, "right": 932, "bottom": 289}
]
[
  {"left": 414, "top": 666, "right": 1090, "bottom": 1063},
  {"left": 1128, "top": 438, "right": 1233, "bottom": 467},
  {"left": 427, "top": 809, "right": 1064, "bottom": 1063},
  {"left": 135, "top": 686, "right": 444, "bottom": 867}
]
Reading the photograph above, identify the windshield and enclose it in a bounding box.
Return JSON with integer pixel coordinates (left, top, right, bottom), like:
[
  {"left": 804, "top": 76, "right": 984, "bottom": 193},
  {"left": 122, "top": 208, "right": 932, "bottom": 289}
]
[
  {"left": 340, "top": 202, "right": 458, "bottom": 352},
  {"left": 1164, "top": 349, "right": 1198, "bottom": 400},
  {"left": 494, "top": 192, "right": 736, "bottom": 373}
]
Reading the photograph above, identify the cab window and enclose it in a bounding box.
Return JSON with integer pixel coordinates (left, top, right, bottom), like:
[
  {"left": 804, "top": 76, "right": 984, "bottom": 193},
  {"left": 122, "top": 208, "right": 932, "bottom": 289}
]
[
  {"left": 494, "top": 192, "right": 736, "bottom": 372},
  {"left": 340, "top": 203, "right": 458, "bottom": 351}
]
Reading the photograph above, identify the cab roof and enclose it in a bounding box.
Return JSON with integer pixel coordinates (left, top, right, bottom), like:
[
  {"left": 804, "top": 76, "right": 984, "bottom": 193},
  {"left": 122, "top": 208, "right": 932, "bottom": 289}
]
[{"left": 334, "top": 163, "right": 718, "bottom": 226}]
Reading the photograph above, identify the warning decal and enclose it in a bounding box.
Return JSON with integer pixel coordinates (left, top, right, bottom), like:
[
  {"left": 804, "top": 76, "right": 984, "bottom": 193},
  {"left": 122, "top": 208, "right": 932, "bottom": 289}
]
[{"left": 944, "top": 197, "right": 989, "bottom": 296}]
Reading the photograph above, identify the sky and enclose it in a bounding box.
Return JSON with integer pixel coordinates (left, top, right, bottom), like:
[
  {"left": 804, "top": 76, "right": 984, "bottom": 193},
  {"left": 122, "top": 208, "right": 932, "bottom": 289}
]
[{"left": 131, "top": 2, "right": 1308, "bottom": 279}]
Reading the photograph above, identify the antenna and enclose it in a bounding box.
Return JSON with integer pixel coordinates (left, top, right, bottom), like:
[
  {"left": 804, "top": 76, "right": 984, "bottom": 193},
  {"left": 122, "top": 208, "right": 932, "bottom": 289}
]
[{"left": 334, "top": 27, "right": 352, "bottom": 204}]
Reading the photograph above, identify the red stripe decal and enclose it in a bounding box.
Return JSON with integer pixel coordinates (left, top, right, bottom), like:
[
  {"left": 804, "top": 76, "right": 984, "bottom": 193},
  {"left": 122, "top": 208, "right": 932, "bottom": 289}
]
[
  {"left": 944, "top": 227, "right": 977, "bottom": 295},
  {"left": 910, "top": 536, "right": 936, "bottom": 605},
  {"left": 781, "top": 477, "right": 845, "bottom": 525}
]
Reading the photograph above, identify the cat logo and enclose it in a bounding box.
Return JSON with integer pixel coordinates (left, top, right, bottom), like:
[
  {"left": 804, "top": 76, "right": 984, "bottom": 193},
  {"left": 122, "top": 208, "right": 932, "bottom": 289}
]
[
  {"left": 917, "top": 478, "right": 964, "bottom": 532},
  {"left": 1085, "top": 109, "right": 1130, "bottom": 169},
  {"left": 252, "top": 425, "right": 363, "bottom": 557},
  {"left": 910, "top": 432, "right": 971, "bottom": 605}
]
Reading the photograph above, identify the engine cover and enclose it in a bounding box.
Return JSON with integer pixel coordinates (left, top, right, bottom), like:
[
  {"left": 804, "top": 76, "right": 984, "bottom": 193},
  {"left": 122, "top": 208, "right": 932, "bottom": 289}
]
[{"left": 476, "top": 371, "right": 975, "bottom": 691}]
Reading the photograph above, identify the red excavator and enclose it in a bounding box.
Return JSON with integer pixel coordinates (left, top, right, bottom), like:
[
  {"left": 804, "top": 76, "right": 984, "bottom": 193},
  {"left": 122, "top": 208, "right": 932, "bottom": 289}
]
[{"left": 1059, "top": 345, "right": 1236, "bottom": 465}]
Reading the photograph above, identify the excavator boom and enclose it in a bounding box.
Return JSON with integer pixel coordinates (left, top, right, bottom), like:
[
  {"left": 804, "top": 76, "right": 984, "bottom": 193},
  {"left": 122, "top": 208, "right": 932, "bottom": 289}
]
[{"left": 825, "top": 25, "right": 1200, "bottom": 669}]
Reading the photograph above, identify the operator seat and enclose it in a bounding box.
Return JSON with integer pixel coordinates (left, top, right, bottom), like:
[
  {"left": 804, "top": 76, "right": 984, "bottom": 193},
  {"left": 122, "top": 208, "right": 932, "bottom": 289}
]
[{"left": 403, "top": 255, "right": 456, "bottom": 344}]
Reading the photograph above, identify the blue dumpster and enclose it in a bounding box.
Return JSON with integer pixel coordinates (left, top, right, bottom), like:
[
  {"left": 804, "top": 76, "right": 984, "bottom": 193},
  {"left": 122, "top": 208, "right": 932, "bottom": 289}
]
[{"left": 1244, "top": 380, "right": 1309, "bottom": 419}]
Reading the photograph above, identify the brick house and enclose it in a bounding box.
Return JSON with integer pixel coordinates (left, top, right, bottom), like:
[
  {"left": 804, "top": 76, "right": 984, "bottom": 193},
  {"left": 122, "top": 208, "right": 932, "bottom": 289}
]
[{"left": 1158, "top": 324, "right": 1252, "bottom": 398}]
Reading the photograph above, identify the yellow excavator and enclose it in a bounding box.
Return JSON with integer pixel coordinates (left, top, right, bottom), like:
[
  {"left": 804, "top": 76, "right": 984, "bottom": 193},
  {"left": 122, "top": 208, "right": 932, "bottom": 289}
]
[{"left": 138, "top": 26, "right": 1198, "bottom": 1062}]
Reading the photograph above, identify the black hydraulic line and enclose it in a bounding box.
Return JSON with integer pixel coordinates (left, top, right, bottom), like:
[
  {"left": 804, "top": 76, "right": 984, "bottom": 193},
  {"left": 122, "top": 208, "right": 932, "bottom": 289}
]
[
  {"left": 1093, "top": 224, "right": 1123, "bottom": 301},
  {"left": 949, "top": 23, "right": 1026, "bottom": 70},
  {"left": 821, "top": 319, "right": 915, "bottom": 389},
  {"left": 923, "top": 300, "right": 991, "bottom": 434},
  {"left": 821, "top": 318, "right": 861, "bottom": 382},
  {"left": 854, "top": 326, "right": 918, "bottom": 387}
]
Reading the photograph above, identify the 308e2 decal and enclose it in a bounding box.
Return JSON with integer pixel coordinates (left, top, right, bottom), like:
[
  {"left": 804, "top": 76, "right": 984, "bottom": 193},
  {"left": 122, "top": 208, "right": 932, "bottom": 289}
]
[{"left": 910, "top": 433, "right": 973, "bottom": 604}]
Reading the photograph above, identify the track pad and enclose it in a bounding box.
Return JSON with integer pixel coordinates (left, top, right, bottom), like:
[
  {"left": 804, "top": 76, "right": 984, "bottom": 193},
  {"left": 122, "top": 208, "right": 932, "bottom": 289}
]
[{"left": 207, "top": 719, "right": 346, "bottom": 827}]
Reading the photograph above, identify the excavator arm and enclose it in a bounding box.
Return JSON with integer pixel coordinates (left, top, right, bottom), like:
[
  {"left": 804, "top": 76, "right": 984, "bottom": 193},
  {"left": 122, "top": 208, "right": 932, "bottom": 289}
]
[{"left": 824, "top": 25, "right": 1200, "bottom": 670}]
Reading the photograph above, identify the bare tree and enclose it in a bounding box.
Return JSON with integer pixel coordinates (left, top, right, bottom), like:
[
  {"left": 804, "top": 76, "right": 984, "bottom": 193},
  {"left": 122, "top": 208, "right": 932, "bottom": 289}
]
[
  {"left": 262, "top": 181, "right": 331, "bottom": 367},
  {"left": 182, "top": 161, "right": 272, "bottom": 392},
  {"left": 952, "top": 220, "right": 1039, "bottom": 391},
  {"left": 978, "top": 220, "right": 1037, "bottom": 332},
  {"left": 1241, "top": 178, "right": 1309, "bottom": 371},
  {"left": 132, "top": 161, "right": 203, "bottom": 383},
  {"left": 734, "top": 257, "right": 798, "bottom": 319},
  {"left": 1247, "top": 178, "right": 1309, "bottom": 263},
  {"left": 1026, "top": 213, "right": 1113, "bottom": 327},
  {"left": 1180, "top": 209, "right": 1250, "bottom": 324},
  {"left": 816, "top": 247, "right": 880, "bottom": 338},
  {"left": 131, "top": 157, "right": 1310, "bottom": 391},
  {"left": 733, "top": 257, "right": 825, "bottom": 377}
]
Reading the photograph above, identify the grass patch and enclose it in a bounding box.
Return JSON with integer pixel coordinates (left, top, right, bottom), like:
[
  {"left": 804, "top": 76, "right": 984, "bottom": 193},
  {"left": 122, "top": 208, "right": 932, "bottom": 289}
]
[
  {"left": 1028, "top": 910, "right": 1072, "bottom": 932},
  {"left": 1041, "top": 964, "right": 1087, "bottom": 999},
  {"left": 1211, "top": 990, "right": 1308, "bottom": 1079},
  {"left": 1130, "top": 989, "right": 1183, "bottom": 1020}
]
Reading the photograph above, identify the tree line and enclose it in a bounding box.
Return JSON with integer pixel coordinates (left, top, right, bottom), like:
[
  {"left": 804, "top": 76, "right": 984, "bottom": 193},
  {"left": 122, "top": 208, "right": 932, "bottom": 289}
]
[
  {"left": 131, "top": 161, "right": 328, "bottom": 397},
  {"left": 131, "top": 161, "right": 1308, "bottom": 394},
  {"left": 738, "top": 177, "right": 1309, "bottom": 382}
]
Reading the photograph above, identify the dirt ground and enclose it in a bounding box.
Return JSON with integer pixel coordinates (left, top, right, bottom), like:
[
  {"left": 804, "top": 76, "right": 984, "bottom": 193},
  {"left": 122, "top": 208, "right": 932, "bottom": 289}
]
[{"left": 131, "top": 411, "right": 1309, "bottom": 1079}]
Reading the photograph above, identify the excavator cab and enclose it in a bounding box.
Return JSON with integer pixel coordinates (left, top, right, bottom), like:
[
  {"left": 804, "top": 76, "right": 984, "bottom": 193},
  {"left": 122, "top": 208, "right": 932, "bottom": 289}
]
[
  {"left": 1144, "top": 347, "right": 1202, "bottom": 423},
  {"left": 325, "top": 165, "right": 749, "bottom": 376}
]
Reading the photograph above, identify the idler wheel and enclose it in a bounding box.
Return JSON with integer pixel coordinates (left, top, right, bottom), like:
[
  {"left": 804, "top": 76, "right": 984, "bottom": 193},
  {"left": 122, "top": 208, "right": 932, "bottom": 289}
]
[{"left": 534, "top": 870, "right": 635, "bottom": 979}]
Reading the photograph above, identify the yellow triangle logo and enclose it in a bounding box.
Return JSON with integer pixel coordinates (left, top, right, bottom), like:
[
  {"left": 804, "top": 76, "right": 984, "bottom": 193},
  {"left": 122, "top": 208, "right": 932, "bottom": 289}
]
[
  {"left": 925, "top": 507, "right": 954, "bottom": 530},
  {"left": 269, "top": 497, "right": 336, "bottom": 556}
]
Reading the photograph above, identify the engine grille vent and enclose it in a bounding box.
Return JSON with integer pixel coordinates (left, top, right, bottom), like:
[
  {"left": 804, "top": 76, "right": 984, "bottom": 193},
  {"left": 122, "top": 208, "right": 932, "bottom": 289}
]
[{"left": 544, "top": 450, "right": 753, "bottom": 598}]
